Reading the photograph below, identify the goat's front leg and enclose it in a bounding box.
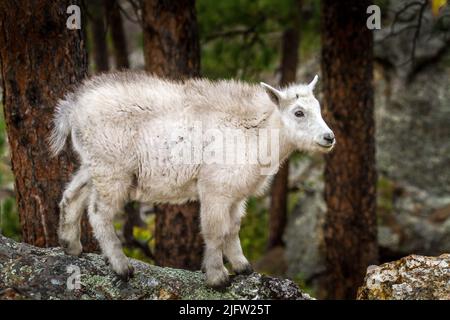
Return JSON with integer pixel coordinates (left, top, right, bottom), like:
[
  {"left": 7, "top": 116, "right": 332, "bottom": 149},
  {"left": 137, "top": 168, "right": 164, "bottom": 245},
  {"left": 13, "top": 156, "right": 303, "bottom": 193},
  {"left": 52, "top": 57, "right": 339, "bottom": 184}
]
[
  {"left": 200, "top": 196, "right": 232, "bottom": 289},
  {"left": 223, "top": 200, "right": 253, "bottom": 275},
  {"left": 88, "top": 190, "right": 134, "bottom": 281}
]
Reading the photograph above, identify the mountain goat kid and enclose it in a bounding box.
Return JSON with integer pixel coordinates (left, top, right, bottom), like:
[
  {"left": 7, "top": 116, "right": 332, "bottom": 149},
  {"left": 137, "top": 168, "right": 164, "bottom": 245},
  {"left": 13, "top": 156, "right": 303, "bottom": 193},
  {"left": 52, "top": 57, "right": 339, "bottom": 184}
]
[{"left": 50, "top": 72, "right": 335, "bottom": 289}]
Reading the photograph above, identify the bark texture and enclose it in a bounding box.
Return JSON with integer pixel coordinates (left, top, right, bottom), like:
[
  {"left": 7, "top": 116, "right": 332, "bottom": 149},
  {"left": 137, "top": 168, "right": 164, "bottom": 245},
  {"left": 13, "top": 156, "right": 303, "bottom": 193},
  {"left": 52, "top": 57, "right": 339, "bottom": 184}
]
[
  {"left": 141, "top": 0, "right": 202, "bottom": 270},
  {"left": 320, "top": 0, "right": 378, "bottom": 299},
  {"left": 0, "top": 0, "right": 97, "bottom": 250},
  {"left": 142, "top": 0, "right": 200, "bottom": 78},
  {"left": 268, "top": 0, "right": 302, "bottom": 250},
  {"left": 154, "top": 203, "right": 203, "bottom": 268},
  {"left": 0, "top": 235, "right": 312, "bottom": 300}
]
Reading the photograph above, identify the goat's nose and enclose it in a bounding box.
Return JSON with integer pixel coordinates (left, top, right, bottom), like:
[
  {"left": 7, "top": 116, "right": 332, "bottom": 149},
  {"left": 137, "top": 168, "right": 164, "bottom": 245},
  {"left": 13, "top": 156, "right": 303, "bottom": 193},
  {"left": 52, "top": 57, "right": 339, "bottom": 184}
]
[{"left": 323, "top": 132, "right": 335, "bottom": 144}]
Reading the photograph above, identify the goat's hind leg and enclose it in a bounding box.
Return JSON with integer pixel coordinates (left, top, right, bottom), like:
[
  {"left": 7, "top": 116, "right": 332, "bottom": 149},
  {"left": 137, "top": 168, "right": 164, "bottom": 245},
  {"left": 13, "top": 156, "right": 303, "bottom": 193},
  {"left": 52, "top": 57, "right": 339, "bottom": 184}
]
[
  {"left": 59, "top": 168, "right": 90, "bottom": 256},
  {"left": 88, "top": 187, "right": 134, "bottom": 281}
]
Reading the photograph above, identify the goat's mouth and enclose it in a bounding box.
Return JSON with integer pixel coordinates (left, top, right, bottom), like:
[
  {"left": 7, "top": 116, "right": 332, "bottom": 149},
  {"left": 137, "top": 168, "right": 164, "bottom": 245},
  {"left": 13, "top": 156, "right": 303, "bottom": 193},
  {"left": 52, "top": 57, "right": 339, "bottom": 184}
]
[{"left": 315, "top": 142, "right": 334, "bottom": 150}]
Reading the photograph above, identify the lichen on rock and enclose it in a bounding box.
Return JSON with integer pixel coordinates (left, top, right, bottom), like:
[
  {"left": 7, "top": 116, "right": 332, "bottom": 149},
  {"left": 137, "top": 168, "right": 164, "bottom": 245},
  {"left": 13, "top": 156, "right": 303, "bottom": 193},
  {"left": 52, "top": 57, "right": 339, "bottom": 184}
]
[
  {"left": 357, "top": 254, "right": 450, "bottom": 300},
  {"left": 0, "top": 235, "right": 312, "bottom": 300}
]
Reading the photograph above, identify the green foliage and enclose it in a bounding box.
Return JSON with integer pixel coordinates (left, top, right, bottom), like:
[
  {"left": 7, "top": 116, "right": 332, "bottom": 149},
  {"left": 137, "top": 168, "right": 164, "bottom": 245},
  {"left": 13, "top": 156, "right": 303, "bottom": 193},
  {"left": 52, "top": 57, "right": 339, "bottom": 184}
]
[
  {"left": 0, "top": 103, "right": 19, "bottom": 240},
  {"left": 197, "top": 0, "right": 321, "bottom": 80},
  {"left": 292, "top": 272, "right": 315, "bottom": 296},
  {"left": 198, "top": 0, "right": 278, "bottom": 80},
  {"left": 240, "top": 197, "right": 269, "bottom": 262},
  {"left": 377, "top": 175, "right": 395, "bottom": 224},
  {"left": 123, "top": 246, "right": 153, "bottom": 264},
  {"left": 0, "top": 197, "right": 20, "bottom": 241},
  {"left": 115, "top": 214, "right": 155, "bottom": 264},
  {"left": 298, "top": 0, "right": 321, "bottom": 60}
]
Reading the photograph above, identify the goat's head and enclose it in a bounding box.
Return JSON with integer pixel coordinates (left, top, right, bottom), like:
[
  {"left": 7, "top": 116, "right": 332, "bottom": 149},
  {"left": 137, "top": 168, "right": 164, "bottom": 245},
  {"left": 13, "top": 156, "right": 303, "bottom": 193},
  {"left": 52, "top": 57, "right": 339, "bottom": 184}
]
[{"left": 260, "top": 75, "right": 335, "bottom": 153}]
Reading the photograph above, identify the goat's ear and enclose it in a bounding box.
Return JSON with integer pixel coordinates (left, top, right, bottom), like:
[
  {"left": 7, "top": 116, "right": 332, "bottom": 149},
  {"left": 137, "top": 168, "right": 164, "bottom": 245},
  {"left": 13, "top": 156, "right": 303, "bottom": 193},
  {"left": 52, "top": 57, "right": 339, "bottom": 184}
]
[
  {"left": 260, "top": 82, "right": 284, "bottom": 106},
  {"left": 308, "top": 75, "right": 319, "bottom": 91}
]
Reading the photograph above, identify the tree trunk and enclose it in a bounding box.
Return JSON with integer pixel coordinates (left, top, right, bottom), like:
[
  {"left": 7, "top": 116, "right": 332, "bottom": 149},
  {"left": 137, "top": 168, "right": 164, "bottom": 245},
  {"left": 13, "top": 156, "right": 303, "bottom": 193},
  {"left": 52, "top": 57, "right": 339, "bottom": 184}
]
[
  {"left": 104, "top": 0, "right": 130, "bottom": 69},
  {"left": 89, "top": 0, "right": 109, "bottom": 72},
  {"left": 141, "top": 0, "right": 202, "bottom": 270},
  {"left": 142, "top": 0, "right": 200, "bottom": 78},
  {"left": 268, "top": 0, "right": 302, "bottom": 250},
  {"left": 154, "top": 203, "right": 203, "bottom": 268},
  {"left": 0, "top": 0, "right": 97, "bottom": 250},
  {"left": 320, "top": 0, "right": 378, "bottom": 299}
]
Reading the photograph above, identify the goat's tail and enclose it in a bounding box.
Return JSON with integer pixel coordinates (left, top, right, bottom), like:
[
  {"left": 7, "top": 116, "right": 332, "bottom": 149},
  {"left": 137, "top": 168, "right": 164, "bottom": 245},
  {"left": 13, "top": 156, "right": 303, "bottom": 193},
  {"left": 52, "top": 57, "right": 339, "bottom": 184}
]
[{"left": 48, "top": 93, "right": 75, "bottom": 157}]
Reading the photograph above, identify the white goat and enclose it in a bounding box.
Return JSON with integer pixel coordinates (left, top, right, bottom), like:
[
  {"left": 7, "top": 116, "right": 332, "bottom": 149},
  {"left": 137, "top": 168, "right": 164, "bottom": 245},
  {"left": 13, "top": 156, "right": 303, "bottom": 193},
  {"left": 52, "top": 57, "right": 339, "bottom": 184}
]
[{"left": 50, "top": 72, "right": 335, "bottom": 288}]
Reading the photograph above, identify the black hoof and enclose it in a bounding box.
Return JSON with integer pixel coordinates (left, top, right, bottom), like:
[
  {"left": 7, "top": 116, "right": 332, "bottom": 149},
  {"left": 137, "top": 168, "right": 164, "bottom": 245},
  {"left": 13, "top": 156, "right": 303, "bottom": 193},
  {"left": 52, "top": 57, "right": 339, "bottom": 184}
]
[
  {"left": 234, "top": 264, "right": 254, "bottom": 276},
  {"left": 117, "top": 264, "right": 135, "bottom": 282},
  {"left": 59, "top": 239, "right": 82, "bottom": 257},
  {"left": 210, "top": 278, "right": 231, "bottom": 292}
]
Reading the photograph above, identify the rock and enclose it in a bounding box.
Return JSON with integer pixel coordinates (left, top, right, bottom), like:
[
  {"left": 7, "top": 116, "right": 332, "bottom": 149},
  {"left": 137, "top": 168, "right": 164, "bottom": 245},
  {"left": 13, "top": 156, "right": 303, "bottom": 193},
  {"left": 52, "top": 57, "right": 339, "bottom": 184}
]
[
  {"left": 357, "top": 254, "right": 450, "bottom": 300},
  {"left": 374, "top": 0, "right": 450, "bottom": 256},
  {"left": 284, "top": 156, "right": 327, "bottom": 295},
  {"left": 374, "top": 0, "right": 450, "bottom": 196},
  {"left": 0, "top": 235, "right": 312, "bottom": 300}
]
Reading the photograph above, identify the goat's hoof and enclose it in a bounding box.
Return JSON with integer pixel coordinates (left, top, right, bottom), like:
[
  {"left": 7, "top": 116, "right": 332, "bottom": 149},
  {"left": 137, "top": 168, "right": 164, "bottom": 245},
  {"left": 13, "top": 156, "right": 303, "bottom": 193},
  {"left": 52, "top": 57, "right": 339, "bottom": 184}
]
[
  {"left": 234, "top": 264, "right": 254, "bottom": 276},
  {"left": 116, "top": 264, "right": 135, "bottom": 282},
  {"left": 206, "top": 270, "right": 230, "bottom": 291},
  {"left": 60, "top": 239, "right": 82, "bottom": 257},
  {"left": 208, "top": 277, "right": 231, "bottom": 292}
]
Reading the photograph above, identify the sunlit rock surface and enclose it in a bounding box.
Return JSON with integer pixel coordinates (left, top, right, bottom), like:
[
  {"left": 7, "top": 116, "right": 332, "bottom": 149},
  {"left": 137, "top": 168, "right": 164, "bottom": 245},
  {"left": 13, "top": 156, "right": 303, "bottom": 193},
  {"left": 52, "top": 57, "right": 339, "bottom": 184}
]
[{"left": 357, "top": 254, "right": 450, "bottom": 300}]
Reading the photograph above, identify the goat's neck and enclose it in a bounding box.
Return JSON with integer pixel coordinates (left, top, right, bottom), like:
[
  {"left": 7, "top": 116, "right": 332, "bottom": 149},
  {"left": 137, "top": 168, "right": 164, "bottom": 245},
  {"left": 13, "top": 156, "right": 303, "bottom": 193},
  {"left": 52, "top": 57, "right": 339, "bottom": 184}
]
[
  {"left": 279, "top": 126, "right": 296, "bottom": 164},
  {"left": 263, "top": 108, "right": 296, "bottom": 167}
]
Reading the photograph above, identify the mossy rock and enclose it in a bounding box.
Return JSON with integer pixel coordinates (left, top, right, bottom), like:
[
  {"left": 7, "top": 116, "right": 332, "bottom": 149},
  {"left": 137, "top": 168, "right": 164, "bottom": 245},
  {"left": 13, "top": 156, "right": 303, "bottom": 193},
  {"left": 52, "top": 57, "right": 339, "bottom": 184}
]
[{"left": 0, "top": 235, "right": 312, "bottom": 300}]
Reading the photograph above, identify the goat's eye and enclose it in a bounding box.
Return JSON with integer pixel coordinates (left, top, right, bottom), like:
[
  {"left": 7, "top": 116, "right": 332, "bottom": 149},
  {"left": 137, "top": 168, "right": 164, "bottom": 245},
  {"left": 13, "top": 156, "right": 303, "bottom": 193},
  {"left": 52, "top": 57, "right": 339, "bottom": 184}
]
[
  {"left": 296, "top": 94, "right": 299, "bottom": 99},
  {"left": 295, "top": 110, "right": 305, "bottom": 118}
]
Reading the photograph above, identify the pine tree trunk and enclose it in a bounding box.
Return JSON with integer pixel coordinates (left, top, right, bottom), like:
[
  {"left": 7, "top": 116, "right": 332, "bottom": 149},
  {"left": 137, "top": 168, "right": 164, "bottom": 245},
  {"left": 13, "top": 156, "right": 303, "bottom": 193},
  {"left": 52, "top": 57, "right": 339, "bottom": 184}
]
[
  {"left": 320, "top": 0, "right": 378, "bottom": 299},
  {"left": 268, "top": 0, "right": 302, "bottom": 250},
  {"left": 104, "top": 0, "right": 130, "bottom": 69},
  {"left": 142, "top": 0, "right": 200, "bottom": 78},
  {"left": 154, "top": 203, "right": 203, "bottom": 268},
  {"left": 141, "top": 0, "right": 202, "bottom": 270},
  {"left": 0, "top": 0, "right": 97, "bottom": 250}
]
